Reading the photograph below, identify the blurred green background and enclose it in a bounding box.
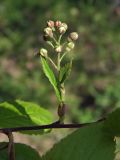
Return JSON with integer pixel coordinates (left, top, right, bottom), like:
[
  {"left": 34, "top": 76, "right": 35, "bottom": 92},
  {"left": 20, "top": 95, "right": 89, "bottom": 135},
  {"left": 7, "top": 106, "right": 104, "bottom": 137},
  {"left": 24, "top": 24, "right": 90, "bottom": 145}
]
[{"left": 0, "top": 0, "right": 120, "bottom": 124}]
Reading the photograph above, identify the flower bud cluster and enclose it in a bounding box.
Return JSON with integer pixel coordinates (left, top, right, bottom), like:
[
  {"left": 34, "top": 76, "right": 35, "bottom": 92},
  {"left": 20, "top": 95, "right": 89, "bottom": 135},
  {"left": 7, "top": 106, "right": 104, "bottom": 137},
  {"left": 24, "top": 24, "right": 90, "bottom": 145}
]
[
  {"left": 39, "top": 20, "right": 78, "bottom": 58},
  {"left": 44, "top": 20, "right": 68, "bottom": 38}
]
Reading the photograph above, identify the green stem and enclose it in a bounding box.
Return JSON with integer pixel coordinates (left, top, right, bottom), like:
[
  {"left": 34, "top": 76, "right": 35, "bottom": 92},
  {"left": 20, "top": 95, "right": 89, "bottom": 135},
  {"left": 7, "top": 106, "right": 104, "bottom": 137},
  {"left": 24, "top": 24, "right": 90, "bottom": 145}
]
[
  {"left": 60, "top": 51, "right": 67, "bottom": 62},
  {"left": 60, "top": 83, "right": 65, "bottom": 102},
  {"left": 58, "top": 35, "right": 62, "bottom": 44},
  {"left": 46, "top": 41, "right": 54, "bottom": 48},
  {"left": 58, "top": 102, "right": 66, "bottom": 124},
  {"left": 47, "top": 57, "right": 58, "bottom": 70},
  {"left": 55, "top": 35, "right": 66, "bottom": 123},
  {"left": 52, "top": 37, "right": 59, "bottom": 45},
  {"left": 57, "top": 52, "right": 61, "bottom": 71}
]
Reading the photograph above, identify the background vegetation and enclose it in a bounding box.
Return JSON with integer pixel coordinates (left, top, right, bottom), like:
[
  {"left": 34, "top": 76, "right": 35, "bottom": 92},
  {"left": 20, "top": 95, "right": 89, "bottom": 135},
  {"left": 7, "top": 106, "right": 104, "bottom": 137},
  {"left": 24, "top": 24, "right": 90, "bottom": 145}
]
[{"left": 0, "top": 0, "right": 120, "bottom": 139}]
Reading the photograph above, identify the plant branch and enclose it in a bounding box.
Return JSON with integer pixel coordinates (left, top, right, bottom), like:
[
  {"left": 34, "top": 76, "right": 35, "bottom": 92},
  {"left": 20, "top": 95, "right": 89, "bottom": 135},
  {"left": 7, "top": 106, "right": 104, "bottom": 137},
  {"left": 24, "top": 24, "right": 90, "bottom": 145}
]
[
  {"left": 0, "top": 118, "right": 105, "bottom": 160},
  {"left": 3, "top": 131, "right": 15, "bottom": 160},
  {"left": 0, "top": 118, "right": 105, "bottom": 133}
]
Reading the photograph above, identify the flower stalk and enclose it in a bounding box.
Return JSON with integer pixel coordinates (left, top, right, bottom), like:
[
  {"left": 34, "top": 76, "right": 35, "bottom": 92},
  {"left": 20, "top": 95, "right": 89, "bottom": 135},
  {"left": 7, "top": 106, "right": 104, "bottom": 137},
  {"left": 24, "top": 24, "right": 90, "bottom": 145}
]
[{"left": 39, "top": 20, "right": 78, "bottom": 123}]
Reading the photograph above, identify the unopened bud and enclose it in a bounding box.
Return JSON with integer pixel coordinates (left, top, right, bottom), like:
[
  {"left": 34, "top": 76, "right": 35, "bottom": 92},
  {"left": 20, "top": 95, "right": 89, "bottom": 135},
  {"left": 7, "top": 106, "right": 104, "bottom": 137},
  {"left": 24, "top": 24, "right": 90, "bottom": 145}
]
[
  {"left": 61, "top": 23, "right": 68, "bottom": 30},
  {"left": 55, "top": 21, "right": 62, "bottom": 27},
  {"left": 47, "top": 20, "right": 54, "bottom": 28},
  {"left": 59, "top": 23, "right": 68, "bottom": 34},
  {"left": 66, "top": 47, "right": 71, "bottom": 52},
  {"left": 69, "top": 32, "right": 78, "bottom": 41},
  {"left": 67, "top": 42, "right": 75, "bottom": 49},
  {"left": 66, "top": 42, "right": 75, "bottom": 52},
  {"left": 44, "top": 27, "right": 53, "bottom": 37},
  {"left": 59, "top": 27, "right": 66, "bottom": 34},
  {"left": 40, "top": 48, "right": 48, "bottom": 57},
  {"left": 55, "top": 45, "right": 62, "bottom": 53}
]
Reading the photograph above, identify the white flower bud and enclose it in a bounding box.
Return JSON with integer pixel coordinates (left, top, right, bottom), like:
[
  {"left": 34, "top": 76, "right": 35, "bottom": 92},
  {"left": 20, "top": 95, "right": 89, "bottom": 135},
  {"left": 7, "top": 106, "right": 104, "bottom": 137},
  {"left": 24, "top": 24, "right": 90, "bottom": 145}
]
[
  {"left": 47, "top": 20, "right": 54, "bottom": 28},
  {"left": 40, "top": 48, "right": 48, "bottom": 57},
  {"left": 61, "top": 23, "right": 68, "bottom": 30},
  {"left": 59, "top": 26, "right": 66, "bottom": 34},
  {"left": 59, "top": 23, "right": 68, "bottom": 34},
  {"left": 55, "top": 45, "right": 62, "bottom": 53},
  {"left": 44, "top": 27, "right": 53, "bottom": 37},
  {"left": 55, "top": 21, "right": 62, "bottom": 27},
  {"left": 69, "top": 32, "right": 78, "bottom": 40},
  {"left": 65, "top": 42, "right": 75, "bottom": 52}
]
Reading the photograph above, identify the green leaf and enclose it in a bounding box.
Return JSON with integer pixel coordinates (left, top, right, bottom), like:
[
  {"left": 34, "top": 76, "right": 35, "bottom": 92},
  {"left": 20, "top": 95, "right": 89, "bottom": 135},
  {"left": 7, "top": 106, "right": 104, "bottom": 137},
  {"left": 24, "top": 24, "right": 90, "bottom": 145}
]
[
  {"left": 41, "top": 57, "right": 61, "bottom": 101},
  {"left": 115, "top": 137, "right": 120, "bottom": 160},
  {"left": 43, "top": 123, "right": 115, "bottom": 160},
  {"left": 0, "top": 100, "right": 53, "bottom": 134},
  {"left": 104, "top": 108, "right": 120, "bottom": 137},
  {"left": 59, "top": 61, "right": 72, "bottom": 84},
  {"left": 0, "top": 143, "right": 41, "bottom": 160}
]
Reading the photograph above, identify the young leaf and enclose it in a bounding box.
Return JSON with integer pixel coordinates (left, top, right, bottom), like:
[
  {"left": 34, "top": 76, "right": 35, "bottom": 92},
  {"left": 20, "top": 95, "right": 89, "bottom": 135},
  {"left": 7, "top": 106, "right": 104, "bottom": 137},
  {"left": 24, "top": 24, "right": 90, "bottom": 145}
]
[
  {"left": 59, "top": 61, "right": 72, "bottom": 84},
  {"left": 43, "top": 123, "right": 115, "bottom": 160},
  {"left": 0, "top": 143, "right": 41, "bottom": 160},
  {"left": 0, "top": 100, "right": 53, "bottom": 134},
  {"left": 41, "top": 56, "right": 61, "bottom": 101}
]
